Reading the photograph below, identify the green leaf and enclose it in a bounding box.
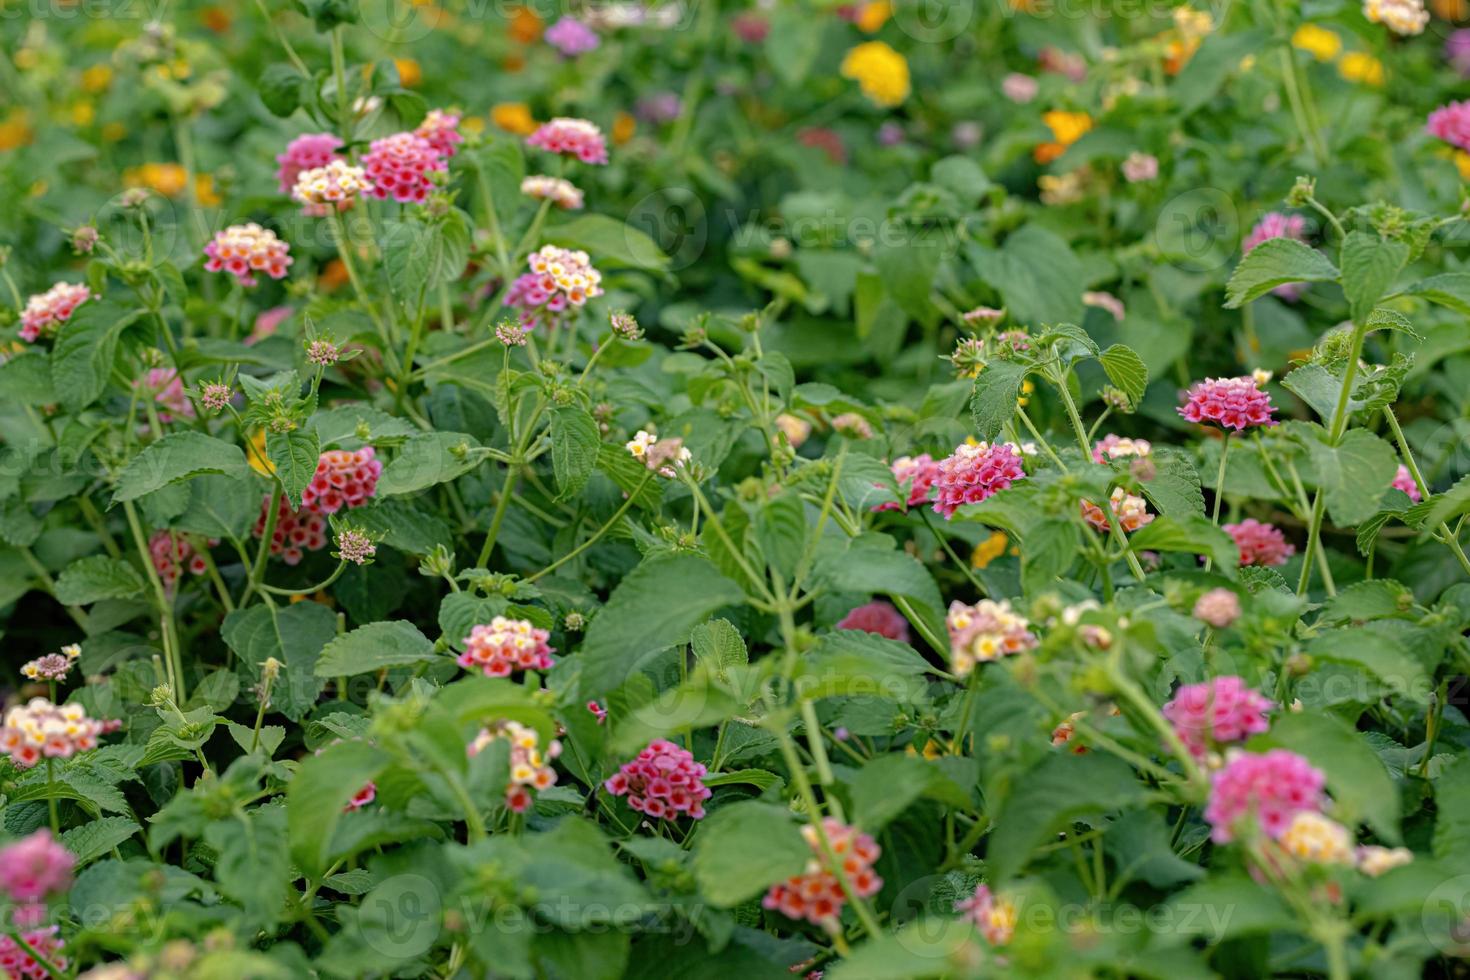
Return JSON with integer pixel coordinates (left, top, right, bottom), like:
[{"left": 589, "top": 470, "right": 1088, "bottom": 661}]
[
  {"left": 61, "top": 815, "right": 139, "bottom": 865},
  {"left": 813, "top": 534, "right": 946, "bottom": 645},
  {"left": 1129, "top": 515, "right": 1238, "bottom": 577},
  {"left": 51, "top": 301, "right": 144, "bottom": 412},
  {"left": 1339, "top": 231, "right": 1408, "bottom": 326},
  {"left": 755, "top": 491, "right": 806, "bottom": 581},
  {"left": 257, "top": 63, "right": 305, "bottom": 117},
  {"left": 972, "top": 224, "right": 1085, "bottom": 326},
  {"left": 1295, "top": 425, "right": 1398, "bottom": 526},
  {"left": 1099, "top": 344, "right": 1148, "bottom": 407},
  {"left": 1137, "top": 447, "right": 1205, "bottom": 519},
  {"left": 205, "top": 803, "right": 290, "bottom": 926},
  {"left": 1159, "top": 875, "right": 1292, "bottom": 942},
  {"left": 969, "top": 360, "right": 1027, "bottom": 442},
  {"left": 1250, "top": 710, "right": 1400, "bottom": 842},
  {"left": 1432, "top": 755, "right": 1470, "bottom": 864},
  {"left": 849, "top": 755, "right": 971, "bottom": 833},
  {"left": 288, "top": 739, "right": 389, "bottom": 877},
  {"left": 54, "top": 555, "right": 144, "bottom": 605},
  {"left": 381, "top": 213, "right": 472, "bottom": 308},
  {"left": 543, "top": 214, "right": 670, "bottom": 272},
  {"left": 112, "top": 432, "right": 249, "bottom": 503},
  {"left": 1022, "top": 518, "right": 1078, "bottom": 593},
  {"left": 1224, "top": 238, "right": 1338, "bottom": 308},
  {"left": 579, "top": 554, "right": 744, "bottom": 698},
  {"left": 315, "top": 621, "right": 437, "bottom": 677},
  {"left": 1304, "top": 624, "right": 1431, "bottom": 705},
  {"left": 689, "top": 618, "right": 748, "bottom": 682},
  {"left": 377, "top": 432, "right": 483, "bottom": 496},
  {"left": 222, "top": 602, "right": 338, "bottom": 721},
  {"left": 691, "top": 801, "right": 810, "bottom": 906},
  {"left": 1170, "top": 28, "right": 1269, "bottom": 115},
  {"left": 987, "top": 753, "right": 1144, "bottom": 882},
  {"left": 267, "top": 427, "right": 320, "bottom": 509},
  {"left": 174, "top": 473, "right": 261, "bottom": 541},
  {"left": 931, "top": 156, "right": 991, "bottom": 202},
  {"left": 549, "top": 407, "right": 600, "bottom": 501},
  {"left": 1398, "top": 271, "right": 1470, "bottom": 315}
]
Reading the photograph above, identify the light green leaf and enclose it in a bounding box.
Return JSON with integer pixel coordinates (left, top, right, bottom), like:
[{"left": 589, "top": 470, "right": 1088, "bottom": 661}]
[
  {"left": 378, "top": 432, "right": 483, "bottom": 496},
  {"left": 1339, "top": 231, "right": 1408, "bottom": 326},
  {"left": 315, "top": 621, "right": 438, "bottom": 677},
  {"left": 543, "top": 214, "right": 670, "bottom": 272},
  {"left": 61, "top": 815, "right": 139, "bottom": 865},
  {"left": 691, "top": 801, "right": 810, "bottom": 906},
  {"left": 222, "top": 602, "right": 338, "bottom": 721},
  {"left": 267, "top": 427, "right": 320, "bottom": 509},
  {"left": 1295, "top": 425, "right": 1398, "bottom": 526},
  {"left": 690, "top": 618, "right": 748, "bottom": 682},
  {"left": 51, "top": 301, "right": 144, "bottom": 412},
  {"left": 54, "top": 555, "right": 144, "bottom": 605},
  {"left": 1224, "top": 237, "right": 1338, "bottom": 308},
  {"left": 970, "top": 360, "right": 1027, "bottom": 442},
  {"left": 289, "top": 739, "right": 390, "bottom": 877},
  {"left": 1099, "top": 344, "right": 1148, "bottom": 407},
  {"left": 549, "top": 407, "right": 600, "bottom": 501},
  {"left": 112, "top": 432, "right": 249, "bottom": 503}
]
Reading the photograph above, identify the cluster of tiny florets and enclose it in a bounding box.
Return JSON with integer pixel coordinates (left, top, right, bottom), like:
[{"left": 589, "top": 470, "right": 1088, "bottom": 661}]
[
  {"left": 836, "top": 600, "right": 910, "bottom": 642},
  {"left": 604, "top": 739, "right": 711, "bottom": 821},
  {"left": 361, "top": 131, "right": 445, "bottom": 203},
  {"left": 526, "top": 117, "right": 609, "bottom": 164},
  {"left": 1392, "top": 464, "right": 1422, "bottom": 502},
  {"left": 203, "top": 223, "right": 292, "bottom": 286},
  {"left": 458, "top": 617, "right": 555, "bottom": 677},
  {"left": 1092, "top": 434, "right": 1152, "bottom": 463},
  {"left": 276, "top": 133, "right": 344, "bottom": 196},
  {"left": 1080, "top": 487, "right": 1153, "bottom": 534},
  {"left": 301, "top": 447, "right": 382, "bottom": 515},
  {"left": 955, "top": 884, "right": 1018, "bottom": 946},
  {"left": 520, "top": 175, "right": 585, "bottom": 210},
  {"left": 148, "top": 530, "right": 210, "bottom": 588},
  {"left": 1365, "top": 0, "right": 1429, "bottom": 36},
  {"left": 20, "top": 282, "right": 90, "bottom": 343},
  {"left": 1205, "top": 748, "right": 1325, "bottom": 843},
  {"left": 334, "top": 529, "right": 377, "bottom": 565},
  {"left": 468, "top": 720, "right": 562, "bottom": 812},
  {"left": 1163, "top": 676, "right": 1273, "bottom": 758},
  {"left": 1224, "top": 518, "right": 1295, "bottom": 567},
  {"left": 291, "top": 159, "right": 372, "bottom": 212},
  {"left": 20, "top": 645, "right": 80, "bottom": 684},
  {"left": 931, "top": 442, "right": 1026, "bottom": 518},
  {"left": 506, "top": 246, "right": 605, "bottom": 329},
  {"left": 0, "top": 698, "right": 105, "bottom": 768},
  {"left": 946, "top": 599, "right": 1038, "bottom": 676},
  {"left": 252, "top": 495, "right": 328, "bottom": 565},
  {"left": 414, "top": 109, "right": 464, "bottom": 158},
  {"left": 1178, "top": 376, "right": 1277, "bottom": 430},
  {"left": 626, "top": 430, "right": 691, "bottom": 477},
  {"left": 872, "top": 454, "right": 940, "bottom": 512},
  {"left": 762, "top": 818, "right": 882, "bottom": 929}
]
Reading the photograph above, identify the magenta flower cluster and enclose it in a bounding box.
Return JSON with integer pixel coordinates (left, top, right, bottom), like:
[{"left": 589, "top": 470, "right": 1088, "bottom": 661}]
[
  {"left": 526, "top": 117, "right": 609, "bottom": 165},
  {"left": 604, "top": 738, "right": 712, "bottom": 821},
  {"left": 1427, "top": 100, "right": 1470, "bottom": 151},
  {"left": 872, "top": 453, "right": 939, "bottom": 512},
  {"left": 1205, "top": 748, "right": 1326, "bottom": 843},
  {"left": 1163, "top": 676, "right": 1273, "bottom": 758},
  {"left": 931, "top": 442, "right": 1026, "bottom": 518},
  {"left": 1178, "top": 376, "right": 1277, "bottom": 430},
  {"left": 835, "top": 600, "right": 911, "bottom": 642},
  {"left": 361, "top": 131, "right": 445, "bottom": 204},
  {"left": 1224, "top": 518, "right": 1295, "bottom": 567}
]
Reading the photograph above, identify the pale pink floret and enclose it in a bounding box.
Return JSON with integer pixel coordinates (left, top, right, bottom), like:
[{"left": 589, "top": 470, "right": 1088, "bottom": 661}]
[
  {"left": 604, "top": 738, "right": 711, "bottom": 821},
  {"left": 1163, "top": 676, "right": 1273, "bottom": 758},
  {"left": 1, "top": 698, "right": 105, "bottom": 770},
  {"left": 1428, "top": 101, "right": 1470, "bottom": 151},
  {"left": 361, "top": 131, "right": 445, "bottom": 203},
  {"left": 275, "top": 133, "right": 344, "bottom": 194},
  {"left": 204, "top": 223, "right": 292, "bottom": 287},
  {"left": 457, "top": 616, "right": 555, "bottom": 677},
  {"left": 1206, "top": 748, "right": 1325, "bottom": 843},
  {"left": 414, "top": 109, "right": 464, "bottom": 158},
  {"left": 1178, "top": 376, "right": 1277, "bottom": 430},
  {"left": 1392, "top": 464, "right": 1422, "bottom": 502},
  {"left": 19, "top": 282, "right": 90, "bottom": 343},
  {"left": 0, "top": 830, "right": 74, "bottom": 902},
  {"left": 872, "top": 454, "right": 940, "bottom": 512},
  {"left": 836, "top": 600, "right": 910, "bottom": 643},
  {"left": 291, "top": 159, "right": 372, "bottom": 213},
  {"left": 932, "top": 442, "right": 1026, "bottom": 518},
  {"left": 762, "top": 818, "right": 882, "bottom": 930},
  {"left": 1080, "top": 487, "right": 1153, "bottom": 534},
  {"left": 526, "top": 117, "right": 609, "bottom": 165},
  {"left": 545, "top": 16, "right": 600, "bottom": 56},
  {"left": 1224, "top": 518, "right": 1295, "bottom": 567},
  {"left": 1093, "top": 434, "right": 1152, "bottom": 463},
  {"left": 300, "top": 447, "right": 382, "bottom": 515},
  {"left": 955, "top": 884, "right": 1017, "bottom": 946},
  {"left": 1193, "top": 587, "right": 1242, "bottom": 628}
]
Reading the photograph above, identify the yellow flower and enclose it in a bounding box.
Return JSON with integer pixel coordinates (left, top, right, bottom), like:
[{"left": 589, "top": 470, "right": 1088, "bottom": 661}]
[
  {"left": 461, "top": 115, "right": 485, "bottom": 135},
  {"left": 1339, "top": 51, "right": 1384, "bottom": 86},
  {"left": 1455, "top": 151, "right": 1470, "bottom": 181},
  {"left": 972, "top": 531, "right": 1009, "bottom": 569},
  {"left": 195, "top": 174, "right": 222, "bottom": 207},
  {"left": 0, "top": 110, "right": 33, "bottom": 152},
  {"left": 491, "top": 102, "right": 537, "bottom": 136},
  {"left": 1035, "top": 109, "right": 1092, "bottom": 163},
  {"left": 394, "top": 58, "right": 422, "bottom": 88},
  {"left": 81, "top": 65, "right": 113, "bottom": 93},
  {"left": 70, "top": 102, "right": 95, "bottom": 127},
  {"left": 248, "top": 430, "right": 275, "bottom": 476},
  {"left": 1292, "top": 24, "right": 1341, "bottom": 61},
  {"left": 840, "top": 41, "right": 910, "bottom": 108},
  {"left": 855, "top": 1, "right": 891, "bottom": 32},
  {"left": 102, "top": 122, "right": 127, "bottom": 142},
  {"left": 612, "top": 111, "right": 636, "bottom": 146},
  {"left": 125, "top": 162, "right": 189, "bottom": 198}
]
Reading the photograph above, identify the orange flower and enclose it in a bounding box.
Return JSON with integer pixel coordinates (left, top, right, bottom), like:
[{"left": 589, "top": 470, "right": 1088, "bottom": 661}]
[
  {"left": 503, "top": 53, "right": 526, "bottom": 73},
  {"left": 319, "top": 258, "right": 349, "bottom": 291},
  {"left": 125, "top": 162, "right": 189, "bottom": 198},
  {"left": 612, "top": 111, "right": 636, "bottom": 146},
  {"left": 394, "top": 58, "right": 422, "bottom": 87},
  {"left": 81, "top": 65, "right": 112, "bottom": 93},
  {"left": 854, "top": 0, "right": 891, "bottom": 31},
  {"left": 971, "top": 531, "right": 1009, "bottom": 569},
  {"left": 200, "top": 6, "right": 231, "bottom": 32},
  {"left": 0, "top": 111, "right": 33, "bottom": 152},
  {"left": 1034, "top": 109, "right": 1091, "bottom": 163},
  {"left": 195, "top": 174, "right": 222, "bottom": 207},
  {"left": 491, "top": 102, "right": 537, "bottom": 136},
  {"left": 508, "top": 6, "right": 544, "bottom": 43}
]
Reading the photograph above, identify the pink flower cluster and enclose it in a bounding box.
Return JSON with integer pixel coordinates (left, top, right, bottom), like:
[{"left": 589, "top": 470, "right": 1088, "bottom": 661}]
[
  {"left": 136, "top": 368, "right": 195, "bottom": 424},
  {"left": 148, "top": 530, "right": 209, "bottom": 589},
  {"left": 946, "top": 599, "right": 1038, "bottom": 677},
  {"left": 506, "top": 245, "right": 604, "bottom": 329},
  {"left": 0, "top": 830, "right": 74, "bottom": 902},
  {"left": 0, "top": 926, "right": 66, "bottom": 979},
  {"left": 1092, "top": 434, "right": 1152, "bottom": 463},
  {"left": 301, "top": 447, "right": 382, "bottom": 515},
  {"left": 1080, "top": 488, "right": 1153, "bottom": 534},
  {"left": 1392, "top": 464, "right": 1421, "bottom": 502},
  {"left": 955, "top": 884, "right": 1017, "bottom": 946},
  {"left": 414, "top": 109, "right": 464, "bottom": 158},
  {"left": 545, "top": 16, "right": 600, "bottom": 55},
  {"left": 604, "top": 738, "right": 711, "bottom": 821},
  {"left": 20, "top": 645, "right": 79, "bottom": 684},
  {"left": 520, "top": 175, "right": 585, "bottom": 210},
  {"left": 0, "top": 698, "right": 104, "bottom": 768},
  {"left": 291, "top": 159, "right": 372, "bottom": 213},
  {"left": 1162, "top": 676, "right": 1273, "bottom": 758},
  {"left": 469, "top": 719, "right": 562, "bottom": 812},
  {"left": 203, "top": 223, "right": 292, "bottom": 287},
  {"left": 1205, "top": 749, "right": 1325, "bottom": 843},
  {"left": 872, "top": 454, "right": 939, "bottom": 512},
  {"left": 836, "top": 600, "right": 910, "bottom": 642},
  {"left": 1193, "top": 587, "right": 1242, "bottom": 628},
  {"left": 252, "top": 496, "right": 328, "bottom": 565},
  {"left": 1243, "top": 213, "right": 1309, "bottom": 300},
  {"left": 457, "top": 616, "right": 555, "bottom": 677},
  {"left": 762, "top": 818, "right": 882, "bottom": 929},
  {"left": 275, "top": 132, "right": 344, "bottom": 195},
  {"left": 526, "top": 117, "right": 609, "bottom": 165},
  {"left": 932, "top": 442, "right": 1026, "bottom": 518},
  {"left": 362, "top": 131, "right": 445, "bottom": 203},
  {"left": 346, "top": 783, "right": 376, "bottom": 810},
  {"left": 19, "top": 282, "right": 90, "bottom": 343},
  {"left": 1178, "top": 376, "right": 1277, "bottom": 430},
  {"left": 1224, "top": 518, "right": 1295, "bottom": 567}
]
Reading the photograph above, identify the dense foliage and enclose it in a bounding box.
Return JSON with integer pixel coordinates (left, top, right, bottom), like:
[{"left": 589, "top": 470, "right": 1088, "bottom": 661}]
[{"left": 4, "top": 1, "right": 1470, "bottom": 977}]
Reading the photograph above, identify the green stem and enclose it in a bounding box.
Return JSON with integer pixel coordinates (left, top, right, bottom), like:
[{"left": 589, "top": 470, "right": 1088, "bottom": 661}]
[
  {"left": 476, "top": 469, "right": 521, "bottom": 569},
  {"left": 528, "top": 473, "right": 653, "bottom": 582}
]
